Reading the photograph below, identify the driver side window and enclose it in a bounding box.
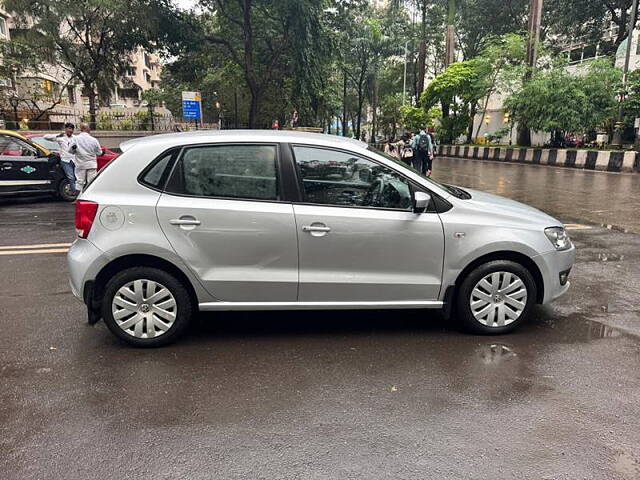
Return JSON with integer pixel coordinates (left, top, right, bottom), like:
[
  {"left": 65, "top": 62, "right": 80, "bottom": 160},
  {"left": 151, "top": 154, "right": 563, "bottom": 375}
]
[{"left": 292, "top": 146, "right": 412, "bottom": 210}]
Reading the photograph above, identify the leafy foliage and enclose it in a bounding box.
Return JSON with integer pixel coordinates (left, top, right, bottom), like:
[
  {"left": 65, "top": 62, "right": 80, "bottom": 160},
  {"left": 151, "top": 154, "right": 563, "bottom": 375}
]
[{"left": 505, "top": 60, "right": 621, "bottom": 136}]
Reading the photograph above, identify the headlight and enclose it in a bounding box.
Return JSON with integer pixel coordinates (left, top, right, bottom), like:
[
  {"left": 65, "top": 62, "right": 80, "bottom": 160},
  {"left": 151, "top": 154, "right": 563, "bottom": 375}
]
[{"left": 544, "top": 227, "right": 571, "bottom": 251}]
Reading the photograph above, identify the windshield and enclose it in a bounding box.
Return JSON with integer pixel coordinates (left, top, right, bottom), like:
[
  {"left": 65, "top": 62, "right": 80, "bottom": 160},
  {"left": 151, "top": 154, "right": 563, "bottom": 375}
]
[
  {"left": 30, "top": 137, "right": 61, "bottom": 151},
  {"left": 367, "top": 145, "right": 470, "bottom": 199}
]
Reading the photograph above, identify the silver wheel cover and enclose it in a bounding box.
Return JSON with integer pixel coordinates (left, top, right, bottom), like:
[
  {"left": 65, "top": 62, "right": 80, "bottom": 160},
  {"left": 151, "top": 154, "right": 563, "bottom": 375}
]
[
  {"left": 470, "top": 271, "right": 528, "bottom": 327},
  {"left": 112, "top": 279, "right": 177, "bottom": 338}
]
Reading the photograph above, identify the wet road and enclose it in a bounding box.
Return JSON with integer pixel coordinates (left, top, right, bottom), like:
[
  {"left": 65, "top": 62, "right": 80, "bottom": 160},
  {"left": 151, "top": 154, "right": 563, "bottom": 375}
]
[
  {"left": 1, "top": 163, "right": 640, "bottom": 479},
  {"left": 432, "top": 157, "right": 640, "bottom": 233}
]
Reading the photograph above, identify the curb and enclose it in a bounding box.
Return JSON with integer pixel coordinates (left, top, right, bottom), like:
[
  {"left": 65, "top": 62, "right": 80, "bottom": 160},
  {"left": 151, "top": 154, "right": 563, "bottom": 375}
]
[{"left": 438, "top": 145, "right": 639, "bottom": 173}]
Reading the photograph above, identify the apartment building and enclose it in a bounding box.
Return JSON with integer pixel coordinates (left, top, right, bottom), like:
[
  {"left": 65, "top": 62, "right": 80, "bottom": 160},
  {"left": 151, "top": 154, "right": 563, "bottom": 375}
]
[
  {"left": 0, "top": 9, "right": 164, "bottom": 125},
  {"left": 111, "top": 48, "right": 162, "bottom": 109}
]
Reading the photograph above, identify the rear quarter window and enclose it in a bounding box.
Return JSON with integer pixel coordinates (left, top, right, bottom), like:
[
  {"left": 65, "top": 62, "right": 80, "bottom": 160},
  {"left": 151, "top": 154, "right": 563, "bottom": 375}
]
[{"left": 139, "top": 150, "right": 176, "bottom": 190}]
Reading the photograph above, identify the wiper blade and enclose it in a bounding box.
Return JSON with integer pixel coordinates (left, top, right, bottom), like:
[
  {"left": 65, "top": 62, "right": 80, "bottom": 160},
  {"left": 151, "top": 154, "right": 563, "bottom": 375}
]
[{"left": 443, "top": 184, "right": 471, "bottom": 199}]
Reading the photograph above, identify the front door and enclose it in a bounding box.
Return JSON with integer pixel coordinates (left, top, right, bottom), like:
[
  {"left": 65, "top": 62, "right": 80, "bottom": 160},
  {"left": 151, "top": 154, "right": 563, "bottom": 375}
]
[
  {"left": 0, "top": 134, "right": 52, "bottom": 195},
  {"left": 156, "top": 143, "right": 298, "bottom": 302},
  {"left": 291, "top": 145, "right": 444, "bottom": 302}
]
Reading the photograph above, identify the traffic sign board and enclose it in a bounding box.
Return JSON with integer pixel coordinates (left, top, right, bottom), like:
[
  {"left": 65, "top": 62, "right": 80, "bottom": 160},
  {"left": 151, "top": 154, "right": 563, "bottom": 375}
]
[{"left": 182, "top": 91, "right": 202, "bottom": 120}]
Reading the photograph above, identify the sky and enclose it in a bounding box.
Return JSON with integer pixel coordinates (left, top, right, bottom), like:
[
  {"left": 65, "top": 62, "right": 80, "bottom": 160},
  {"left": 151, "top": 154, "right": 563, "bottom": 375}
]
[{"left": 174, "top": 0, "right": 198, "bottom": 10}]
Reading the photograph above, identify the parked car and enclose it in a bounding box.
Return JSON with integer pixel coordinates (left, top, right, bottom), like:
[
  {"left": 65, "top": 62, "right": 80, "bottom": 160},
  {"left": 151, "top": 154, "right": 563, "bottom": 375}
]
[
  {"left": 68, "top": 131, "right": 575, "bottom": 347},
  {"left": 0, "top": 129, "right": 76, "bottom": 201},
  {"left": 26, "top": 133, "right": 119, "bottom": 170}
]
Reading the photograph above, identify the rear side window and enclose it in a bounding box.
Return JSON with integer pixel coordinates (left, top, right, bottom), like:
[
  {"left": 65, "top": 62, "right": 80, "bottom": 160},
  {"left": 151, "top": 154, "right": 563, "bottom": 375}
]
[
  {"left": 140, "top": 151, "right": 175, "bottom": 189},
  {"left": 167, "top": 144, "right": 279, "bottom": 201}
]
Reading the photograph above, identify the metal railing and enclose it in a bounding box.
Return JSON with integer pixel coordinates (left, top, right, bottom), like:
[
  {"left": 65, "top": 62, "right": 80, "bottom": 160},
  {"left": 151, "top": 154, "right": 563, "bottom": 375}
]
[{"left": 0, "top": 109, "right": 177, "bottom": 131}]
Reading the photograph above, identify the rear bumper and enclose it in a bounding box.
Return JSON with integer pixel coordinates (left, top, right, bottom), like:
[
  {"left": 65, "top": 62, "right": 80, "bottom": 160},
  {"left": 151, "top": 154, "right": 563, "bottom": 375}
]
[
  {"left": 67, "top": 238, "right": 108, "bottom": 302},
  {"left": 533, "top": 244, "right": 576, "bottom": 304}
]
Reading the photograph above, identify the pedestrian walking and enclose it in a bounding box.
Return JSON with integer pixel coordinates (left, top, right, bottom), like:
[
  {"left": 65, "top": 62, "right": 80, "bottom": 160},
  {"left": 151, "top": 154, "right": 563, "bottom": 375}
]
[
  {"left": 400, "top": 135, "right": 413, "bottom": 166},
  {"left": 411, "top": 126, "right": 434, "bottom": 176},
  {"left": 74, "top": 123, "right": 102, "bottom": 192},
  {"left": 44, "top": 123, "right": 78, "bottom": 194}
]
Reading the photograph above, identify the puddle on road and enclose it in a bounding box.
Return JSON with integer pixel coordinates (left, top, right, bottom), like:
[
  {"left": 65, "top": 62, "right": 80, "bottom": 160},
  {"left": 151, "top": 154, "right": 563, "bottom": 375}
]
[
  {"left": 596, "top": 252, "right": 625, "bottom": 262},
  {"left": 476, "top": 343, "right": 517, "bottom": 365}
]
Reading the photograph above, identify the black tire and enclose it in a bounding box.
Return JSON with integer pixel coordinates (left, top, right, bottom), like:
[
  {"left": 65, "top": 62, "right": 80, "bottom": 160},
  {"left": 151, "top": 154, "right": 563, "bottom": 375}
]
[
  {"left": 57, "top": 178, "right": 78, "bottom": 202},
  {"left": 456, "top": 260, "right": 537, "bottom": 335},
  {"left": 101, "top": 267, "right": 193, "bottom": 347}
]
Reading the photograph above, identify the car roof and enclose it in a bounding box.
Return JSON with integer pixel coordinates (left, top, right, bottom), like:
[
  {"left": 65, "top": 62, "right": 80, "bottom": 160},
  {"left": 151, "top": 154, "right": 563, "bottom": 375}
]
[{"left": 120, "top": 129, "right": 367, "bottom": 152}]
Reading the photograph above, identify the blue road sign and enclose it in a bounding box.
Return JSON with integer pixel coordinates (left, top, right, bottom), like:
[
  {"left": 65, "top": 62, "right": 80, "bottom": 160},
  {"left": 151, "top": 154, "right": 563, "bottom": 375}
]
[{"left": 182, "top": 92, "right": 202, "bottom": 121}]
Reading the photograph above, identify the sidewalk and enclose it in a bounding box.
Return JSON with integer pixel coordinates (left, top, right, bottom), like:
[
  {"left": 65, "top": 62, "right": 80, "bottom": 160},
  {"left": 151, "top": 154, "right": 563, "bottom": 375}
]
[{"left": 439, "top": 145, "right": 639, "bottom": 173}]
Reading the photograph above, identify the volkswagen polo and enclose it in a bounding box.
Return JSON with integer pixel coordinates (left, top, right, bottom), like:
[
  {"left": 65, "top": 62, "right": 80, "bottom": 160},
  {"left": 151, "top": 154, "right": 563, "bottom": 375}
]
[{"left": 68, "top": 131, "right": 575, "bottom": 347}]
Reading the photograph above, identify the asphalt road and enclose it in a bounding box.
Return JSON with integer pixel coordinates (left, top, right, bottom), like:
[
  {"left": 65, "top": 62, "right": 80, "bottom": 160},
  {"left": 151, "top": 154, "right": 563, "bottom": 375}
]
[
  {"left": 432, "top": 156, "right": 640, "bottom": 233},
  {"left": 1, "top": 159, "right": 640, "bottom": 479}
]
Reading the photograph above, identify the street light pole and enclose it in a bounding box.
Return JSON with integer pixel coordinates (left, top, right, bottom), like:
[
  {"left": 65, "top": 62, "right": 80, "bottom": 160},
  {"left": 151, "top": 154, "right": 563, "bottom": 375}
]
[
  {"left": 611, "top": 0, "right": 639, "bottom": 148},
  {"left": 402, "top": 41, "right": 408, "bottom": 105}
]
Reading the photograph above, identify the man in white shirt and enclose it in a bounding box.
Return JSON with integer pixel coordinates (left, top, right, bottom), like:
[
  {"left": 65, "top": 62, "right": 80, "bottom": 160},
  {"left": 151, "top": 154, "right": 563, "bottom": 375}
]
[
  {"left": 44, "top": 123, "right": 77, "bottom": 194},
  {"left": 74, "top": 123, "right": 103, "bottom": 191}
]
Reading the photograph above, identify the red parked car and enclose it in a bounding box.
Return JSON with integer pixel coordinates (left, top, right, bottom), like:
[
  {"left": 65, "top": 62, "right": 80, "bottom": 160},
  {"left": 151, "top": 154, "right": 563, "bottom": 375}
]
[{"left": 26, "top": 133, "right": 119, "bottom": 170}]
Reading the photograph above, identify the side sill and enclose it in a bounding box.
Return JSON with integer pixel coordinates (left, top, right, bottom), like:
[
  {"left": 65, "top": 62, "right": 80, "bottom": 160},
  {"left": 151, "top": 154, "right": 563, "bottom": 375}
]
[{"left": 198, "top": 300, "right": 444, "bottom": 311}]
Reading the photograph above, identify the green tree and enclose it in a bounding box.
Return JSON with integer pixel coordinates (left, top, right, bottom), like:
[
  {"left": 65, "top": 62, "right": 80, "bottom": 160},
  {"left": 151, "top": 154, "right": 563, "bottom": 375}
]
[
  {"left": 544, "top": 0, "right": 639, "bottom": 49},
  {"left": 199, "top": 0, "right": 330, "bottom": 128},
  {"left": 505, "top": 60, "right": 621, "bottom": 144},
  {"left": 5, "top": 0, "right": 183, "bottom": 127},
  {"left": 472, "top": 34, "right": 527, "bottom": 140},
  {"left": 456, "top": 0, "right": 528, "bottom": 59},
  {"left": 421, "top": 58, "right": 492, "bottom": 143}
]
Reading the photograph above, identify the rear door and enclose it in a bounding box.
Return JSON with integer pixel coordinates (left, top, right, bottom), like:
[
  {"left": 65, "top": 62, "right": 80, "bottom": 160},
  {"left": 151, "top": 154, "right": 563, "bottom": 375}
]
[
  {"left": 0, "top": 134, "right": 52, "bottom": 195},
  {"left": 156, "top": 143, "right": 298, "bottom": 302}
]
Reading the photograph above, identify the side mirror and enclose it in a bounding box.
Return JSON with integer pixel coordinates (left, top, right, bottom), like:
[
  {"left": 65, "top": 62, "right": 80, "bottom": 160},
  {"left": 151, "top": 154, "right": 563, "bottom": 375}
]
[{"left": 414, "top": 191, "right": 431, "bottom": 213}]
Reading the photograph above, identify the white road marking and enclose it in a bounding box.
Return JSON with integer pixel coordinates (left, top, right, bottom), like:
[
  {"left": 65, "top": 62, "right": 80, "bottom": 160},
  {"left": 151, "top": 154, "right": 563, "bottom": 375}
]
[
  {"left": 0, "top": 242, "right": 72, "bottom": 250},
  {"left": 0, "top": 248, "right": 69, "bottom": 256},
  {"left": 564, "top": 224, "right": 592, "bottom": 230}
]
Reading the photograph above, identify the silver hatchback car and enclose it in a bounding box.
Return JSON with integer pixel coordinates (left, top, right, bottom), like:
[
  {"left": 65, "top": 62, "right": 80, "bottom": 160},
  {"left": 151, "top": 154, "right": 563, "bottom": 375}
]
[{"left": 68, "top": 131, "right": 575, "bottom": 347}]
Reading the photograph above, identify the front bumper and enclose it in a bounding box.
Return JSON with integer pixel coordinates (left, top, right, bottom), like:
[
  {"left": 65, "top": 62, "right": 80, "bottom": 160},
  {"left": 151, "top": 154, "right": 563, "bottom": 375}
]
[
  {"left": 533, "top": 244, "right": 576, "bottom": 304},
  {"left": 67, "top": 238, "right": 108, "bottom": 302}
]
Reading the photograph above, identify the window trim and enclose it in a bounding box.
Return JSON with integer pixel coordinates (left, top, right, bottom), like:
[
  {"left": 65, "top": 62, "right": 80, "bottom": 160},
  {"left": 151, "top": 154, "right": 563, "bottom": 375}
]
[
  {"left": 289, "top": 143, "right": 435, "bottom": 213},
  {"left": 161, "top": 142, "right": 287, "bottom": 204},
  {"left": 137, "top": 148, "right": 180, "bottom": 192}
]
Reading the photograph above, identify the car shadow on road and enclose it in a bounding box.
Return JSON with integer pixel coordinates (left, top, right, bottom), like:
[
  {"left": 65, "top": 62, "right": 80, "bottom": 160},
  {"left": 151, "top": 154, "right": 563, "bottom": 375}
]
[{"left": 190, "top": 308, "right": 453, "bottom": 341}]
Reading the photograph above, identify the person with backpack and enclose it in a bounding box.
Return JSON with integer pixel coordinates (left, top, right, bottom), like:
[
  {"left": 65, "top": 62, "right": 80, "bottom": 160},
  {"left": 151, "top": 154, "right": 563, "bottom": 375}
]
[{"left": 411, "top": 126, "right": 433, "bottom": 176}]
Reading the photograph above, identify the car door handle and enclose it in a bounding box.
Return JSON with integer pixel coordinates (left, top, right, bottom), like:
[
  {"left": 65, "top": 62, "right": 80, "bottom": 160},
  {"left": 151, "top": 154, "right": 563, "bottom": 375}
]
[
  {"left": 302, "top": 225, "right": 331, "bottom": 232},
  {"left": 170, "top": 218, "right": 201, "bottom": 226}
]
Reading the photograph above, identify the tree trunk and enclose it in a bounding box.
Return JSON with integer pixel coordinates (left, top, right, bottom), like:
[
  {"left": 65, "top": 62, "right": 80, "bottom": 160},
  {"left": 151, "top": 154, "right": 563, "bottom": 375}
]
[
  {"left": 466, "top": 103, "right": 477, "bottom": 144},
  {"left": 416, "top": 3, "right": 427, "bottom": 100},
  {"left": 371, "top": 75, "right": 379, "bottom": 141},
  {"left": 445, "top": 0, "right": 456, "bottom": 67},
  {"left": 86, "top": 84, "right": 97, "bottom": 129},
  {"left": 248, "top": 88, "right": 259, "bottom": 128},
  {"left": 441, "top": 101, "right": 450, "bottom": 119},
  {"left": 356, "top": 84, "right": 364, "bottom": 140},
  {"left": 242, "top": 0, "right": 260, "bottom": 128},
  {"left": 342, "top": 69, "right": 348, "bottom": 137}
]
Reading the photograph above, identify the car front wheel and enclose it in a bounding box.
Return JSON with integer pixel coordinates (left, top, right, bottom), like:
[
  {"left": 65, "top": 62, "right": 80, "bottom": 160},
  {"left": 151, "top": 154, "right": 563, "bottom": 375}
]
[
  {"left": 456, "top": 260, "right": 537, "bottom": 334},
  {"left": 101, "top": 267, "right": 193, "bottom": 347},
  {"left": 56, "top": 178, "right": 78, "bottom": 202}
]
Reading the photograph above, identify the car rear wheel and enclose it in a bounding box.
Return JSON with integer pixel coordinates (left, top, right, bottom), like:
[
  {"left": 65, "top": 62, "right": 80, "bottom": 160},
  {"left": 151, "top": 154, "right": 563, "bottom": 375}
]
[
  {"left": 456, "top": 260, "right": 537, "bottom": 334},
  {"left": 102, "top": 267, "right": 193, "bottom": 347}
]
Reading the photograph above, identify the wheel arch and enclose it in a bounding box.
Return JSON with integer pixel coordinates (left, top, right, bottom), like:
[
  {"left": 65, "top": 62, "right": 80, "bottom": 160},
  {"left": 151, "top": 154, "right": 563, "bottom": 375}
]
[
  {"left": 88, "top": 254, "right": 199, "bottom": 321},
  {"left": 452, "top": 250, "right": 544, "bottom": 304}
]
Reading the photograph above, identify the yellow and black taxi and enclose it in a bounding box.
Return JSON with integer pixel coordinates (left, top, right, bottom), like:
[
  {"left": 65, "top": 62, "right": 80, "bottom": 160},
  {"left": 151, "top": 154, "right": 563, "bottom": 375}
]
[{"left": 0, "top": 129, "right": 76, "bottom": 201}]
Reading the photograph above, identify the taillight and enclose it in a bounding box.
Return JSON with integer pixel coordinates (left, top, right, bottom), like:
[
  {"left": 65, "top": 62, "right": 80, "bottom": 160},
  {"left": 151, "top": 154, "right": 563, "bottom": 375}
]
[{"left": 75, "top": 200, "right": 99, "bottom": 238}]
